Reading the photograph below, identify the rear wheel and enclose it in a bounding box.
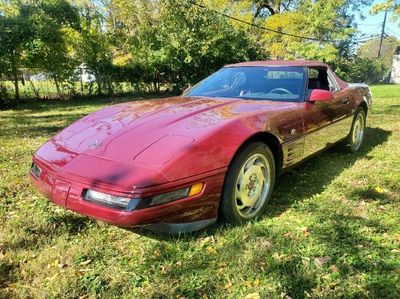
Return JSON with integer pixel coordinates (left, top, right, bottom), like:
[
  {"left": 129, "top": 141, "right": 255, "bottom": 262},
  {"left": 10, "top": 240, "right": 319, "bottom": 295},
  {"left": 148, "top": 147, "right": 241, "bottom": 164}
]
[
  {"left": 347, "top": 108, "right": 366, "bottom": 152},
  {"left": 220, "top": 142, "right": 275, "bottom": 224}
]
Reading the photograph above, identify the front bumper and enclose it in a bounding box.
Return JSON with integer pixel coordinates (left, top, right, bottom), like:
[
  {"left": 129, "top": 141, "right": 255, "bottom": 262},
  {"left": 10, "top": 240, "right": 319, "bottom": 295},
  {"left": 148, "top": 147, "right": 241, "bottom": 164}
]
[{"left": 30, "top": 157, "right": 225, "bottom": 231}]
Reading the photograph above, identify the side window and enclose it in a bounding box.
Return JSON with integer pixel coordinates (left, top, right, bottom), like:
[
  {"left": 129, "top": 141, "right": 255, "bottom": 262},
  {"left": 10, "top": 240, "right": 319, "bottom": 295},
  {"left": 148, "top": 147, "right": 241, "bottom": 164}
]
[
  {"left": 308, "top": 67, "right": 331, "bottom": 91},
  {"left": 309, "top": 69, "right": 319, "bottom": 79},
  {"left": 327, "top": 73, "right": 339, "bottom": 92}
]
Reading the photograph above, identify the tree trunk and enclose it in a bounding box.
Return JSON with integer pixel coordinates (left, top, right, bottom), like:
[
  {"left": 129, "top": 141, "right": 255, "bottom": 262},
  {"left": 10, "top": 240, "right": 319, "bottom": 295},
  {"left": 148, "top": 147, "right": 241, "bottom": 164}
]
[
  {"left": 10, "top": 50, "right": 20, "bottom": 100},
  {"left": 97, "top": 81, "right": 103, "bottom": 95},
  {"left": 88, "top": 81, "right": 93, "bottom": 95},
  {"left": 29, "top": 80, "right": 40, "bottom": 99},
  {"left": 80, "top": 67, "right": 84, "bottom": 95},
  {"left": 54, "top": 76, "right": 61, "bottom": 96}
]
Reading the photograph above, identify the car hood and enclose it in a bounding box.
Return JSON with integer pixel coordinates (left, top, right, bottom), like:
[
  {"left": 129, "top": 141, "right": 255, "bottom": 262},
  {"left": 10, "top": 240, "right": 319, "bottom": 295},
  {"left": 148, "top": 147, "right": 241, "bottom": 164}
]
[{"left": 50, "top": 96, "right": 285, "bottom": 167}]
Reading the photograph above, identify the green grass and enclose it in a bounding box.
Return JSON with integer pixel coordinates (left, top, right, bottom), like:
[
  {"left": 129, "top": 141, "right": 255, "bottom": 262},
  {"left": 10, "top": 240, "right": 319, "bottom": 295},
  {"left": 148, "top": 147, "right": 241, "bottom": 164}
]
[{"left": 1, "top": 86, "right": 399, "bottom": 298}]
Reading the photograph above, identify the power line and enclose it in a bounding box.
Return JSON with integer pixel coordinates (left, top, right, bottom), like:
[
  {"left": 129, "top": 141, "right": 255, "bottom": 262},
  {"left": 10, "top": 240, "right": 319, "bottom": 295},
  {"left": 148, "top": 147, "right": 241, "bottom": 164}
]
[
  {"left": 386, "top": 28, "right": 400, "bottom": 39},
  {"left": 384, "top": 34, "right": 399, "bottom": 43},
  {"left": 356, "top": 23, "right": 383, "bottom": 27},
  {"left": 352, "top": 34, "right": 381, "bottom": 44},
  {"left": 188, "top": 1, "right": 336, "bottom": 43}
]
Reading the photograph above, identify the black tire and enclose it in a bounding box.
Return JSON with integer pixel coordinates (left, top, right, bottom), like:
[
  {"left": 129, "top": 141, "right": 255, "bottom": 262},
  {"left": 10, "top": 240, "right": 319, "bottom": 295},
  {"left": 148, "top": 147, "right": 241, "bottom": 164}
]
[
  {"left": 346, "top": 108, "right": 366, "bottom": 153},
  {"left": 220, "top": 142, "right": 275, "bottom": 224}
]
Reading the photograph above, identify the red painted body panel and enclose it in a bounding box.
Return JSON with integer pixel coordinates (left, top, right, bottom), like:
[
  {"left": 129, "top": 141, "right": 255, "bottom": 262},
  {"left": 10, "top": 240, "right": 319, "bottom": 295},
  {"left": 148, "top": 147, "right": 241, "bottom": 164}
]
[{"left": 30, "top": 60, "right": 371, "bottom": 231}]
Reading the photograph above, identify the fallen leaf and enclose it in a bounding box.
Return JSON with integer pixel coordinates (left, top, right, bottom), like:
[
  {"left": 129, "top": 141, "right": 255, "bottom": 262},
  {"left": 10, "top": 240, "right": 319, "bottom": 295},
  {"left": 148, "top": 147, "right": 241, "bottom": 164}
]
[
  {"left": 245, "top": 293, "right": 260, "bottom": 299},
  {"left": 301, "top": 256, "right": 310, "bottom": 266},
  {"left": 200, "top": 236, "right": 215, "bottom": 246},
  {"left": 299, "top": 227, "right": 310, "bottom": 236},
  {"left": 374, "top": 186, "right": 384, "bottom": 194},
  {"left": 51, "top": 259, "right": 59, "bottom": 267},
  {"left": 153, "top": 249, "right": 160, "bottom": 258},
  {"left": 206, "top": 246, "right": 217, "bottom": 254},
  {"left": 224, "top": 281, "right": 233, "bottom": 290},
  {"left": 281, "top": 292, "right": 293, "bottom": 299},
  {"left": 79, "top": 260, "right": 91, "bottom": 266},
  {"left": 283, "top": 232, "right": 292, "bottom": 238},
  {"left": 330, "top": 264, "right": 339, "bottom": 272},
  {"left": 314, "top": 256, "right": 331, "bottom": 268},
  {"left": 273, "top": 252, "right": 285, "bottom": 261},
  {"left": 259, "top": 239, "right": 272, "bottom": 251},
  {"left": 58, "top": 263, "right": 69, "bottom": 269},
  {"left": 243, "top": 280, "right": 252, "bottom": 288}
]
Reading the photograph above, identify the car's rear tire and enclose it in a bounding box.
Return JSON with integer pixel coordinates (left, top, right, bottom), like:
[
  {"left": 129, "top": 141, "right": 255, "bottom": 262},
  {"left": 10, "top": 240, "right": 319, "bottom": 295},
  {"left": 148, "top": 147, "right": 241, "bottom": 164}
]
[
  {"left": 220, "top": 142, "right": 275, "bottom": 225},
  {"left": 347, "top": 108, "right": 366, "bottom": 152}
]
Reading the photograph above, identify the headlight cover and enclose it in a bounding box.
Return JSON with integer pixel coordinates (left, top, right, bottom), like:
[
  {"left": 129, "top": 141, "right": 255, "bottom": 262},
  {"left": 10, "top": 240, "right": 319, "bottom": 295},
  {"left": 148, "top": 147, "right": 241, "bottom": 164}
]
[
  {"left": 83, "top": 189, "right": 137, "bottom": 210},
  {"left": 83, "top": 183, "right": 204, "bottom": 211},
  {"left": 30, "top": 163, "right": 42, "bottom": 178}
]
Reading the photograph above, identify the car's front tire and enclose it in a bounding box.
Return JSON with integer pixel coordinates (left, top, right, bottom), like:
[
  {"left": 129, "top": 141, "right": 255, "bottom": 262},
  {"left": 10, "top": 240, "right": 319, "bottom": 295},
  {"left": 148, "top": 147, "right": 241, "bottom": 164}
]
[
  {"left": 220, "top": 142, "right": 275, "bottom": 224},
  {"left": 347, "top": 108, "right": 366, "bottom": 152}
]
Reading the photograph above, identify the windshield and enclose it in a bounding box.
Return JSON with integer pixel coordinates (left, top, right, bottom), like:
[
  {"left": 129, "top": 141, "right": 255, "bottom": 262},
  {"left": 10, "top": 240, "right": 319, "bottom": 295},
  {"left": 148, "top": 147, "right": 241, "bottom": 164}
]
[{"left": 186, "top": 66, "right": 307, "bottom": 102}]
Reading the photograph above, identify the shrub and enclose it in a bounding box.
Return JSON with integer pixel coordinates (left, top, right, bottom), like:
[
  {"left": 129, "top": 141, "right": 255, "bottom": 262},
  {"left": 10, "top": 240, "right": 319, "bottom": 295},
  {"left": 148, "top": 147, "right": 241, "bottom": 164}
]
[{"left": 335, "top": 58, "right": 389, "bottom": 84}]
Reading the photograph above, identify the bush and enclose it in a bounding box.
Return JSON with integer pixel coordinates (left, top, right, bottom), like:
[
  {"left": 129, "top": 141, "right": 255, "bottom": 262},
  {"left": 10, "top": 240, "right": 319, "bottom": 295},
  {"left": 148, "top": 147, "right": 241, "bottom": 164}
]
[{"left": 335, "top": 58, "right": 389, "bottom": 84}]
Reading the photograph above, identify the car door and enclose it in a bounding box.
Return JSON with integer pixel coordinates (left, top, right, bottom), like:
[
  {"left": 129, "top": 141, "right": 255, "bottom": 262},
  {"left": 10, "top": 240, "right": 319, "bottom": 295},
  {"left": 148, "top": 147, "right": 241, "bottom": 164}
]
[{"left": 302, "top": 67, "right": 353, "bottom": 157}]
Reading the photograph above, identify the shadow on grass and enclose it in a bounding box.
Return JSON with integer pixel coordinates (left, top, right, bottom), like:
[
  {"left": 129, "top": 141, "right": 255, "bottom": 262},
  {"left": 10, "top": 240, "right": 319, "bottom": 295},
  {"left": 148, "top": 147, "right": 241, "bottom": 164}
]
[
  {"left": 0, "top": 91, "right": 175, "bottom": 112},
  {"left": 0, "top": 112, "right": 88, "bottom": 138},
  {"left": 270, "top": 127, "right": 390, "bottom": 209},
  {"left": 132, "top": 127, "right": 392, "bottom": 241},
  {"left": 125, "top": 127, "right": 396, "bottom": 298},
  {"left": 3, "top": 212, "right": 95, "bottom": 253}
]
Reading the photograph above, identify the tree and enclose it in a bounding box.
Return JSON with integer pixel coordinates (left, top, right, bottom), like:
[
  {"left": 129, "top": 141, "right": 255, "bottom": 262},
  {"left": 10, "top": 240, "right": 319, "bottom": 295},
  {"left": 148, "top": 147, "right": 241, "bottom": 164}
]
[
  {"left": 336, "top": 57, "right": 387, "bottom": 83},
  {"left": 372, "top": 0, "right": 400, "bottom": 24},
  {"left": 25, "top": 0, "right": 81, "bottom": 95},
  {"left": 205, "top": 0, "right": 372, "bottom": 63},
  {"left": 0, "top": 13, "right": 31, "bottom": 100},
  {"left": 107, "top": 0, "right": 260, "bottom": 90},
  {"left": 76, "top": 2, "right": 114, "bottom": 95},
  {"left": 357, "top": 36, "right": 399, "bottom": 69}
]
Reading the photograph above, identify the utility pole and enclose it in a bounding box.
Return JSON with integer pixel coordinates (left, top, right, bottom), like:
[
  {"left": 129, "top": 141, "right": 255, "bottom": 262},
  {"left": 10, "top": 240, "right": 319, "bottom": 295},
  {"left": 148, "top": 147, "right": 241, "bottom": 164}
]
[{"left": 378, "top": 9, "right": 388, "bottom": 58}]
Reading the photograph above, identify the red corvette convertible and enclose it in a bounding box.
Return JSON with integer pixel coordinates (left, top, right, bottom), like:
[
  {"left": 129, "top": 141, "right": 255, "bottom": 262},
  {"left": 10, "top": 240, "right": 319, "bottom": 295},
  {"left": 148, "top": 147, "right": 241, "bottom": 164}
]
[{"left": 30, "top": 60, "right": 372, "bottom": 232}]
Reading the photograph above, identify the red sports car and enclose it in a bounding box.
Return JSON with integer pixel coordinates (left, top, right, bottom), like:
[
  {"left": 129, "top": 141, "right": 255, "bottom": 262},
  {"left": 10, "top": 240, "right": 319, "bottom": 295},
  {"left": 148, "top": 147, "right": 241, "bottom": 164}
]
[{"left": 30, "top": 60, "right": 372, "bottom": 232}]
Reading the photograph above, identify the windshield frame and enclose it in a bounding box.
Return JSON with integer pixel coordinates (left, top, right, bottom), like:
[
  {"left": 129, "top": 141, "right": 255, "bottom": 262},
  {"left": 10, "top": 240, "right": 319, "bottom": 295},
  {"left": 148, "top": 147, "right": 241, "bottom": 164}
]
[{"left": 184, "top": 66, "right": 309, "bottom": 103}]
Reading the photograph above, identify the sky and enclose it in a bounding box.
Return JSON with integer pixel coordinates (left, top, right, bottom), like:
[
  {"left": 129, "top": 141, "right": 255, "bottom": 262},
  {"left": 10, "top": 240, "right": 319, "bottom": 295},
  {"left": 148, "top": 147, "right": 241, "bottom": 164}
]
[{"left": 355, "top": 0, "right": 400, "bottom": 40}]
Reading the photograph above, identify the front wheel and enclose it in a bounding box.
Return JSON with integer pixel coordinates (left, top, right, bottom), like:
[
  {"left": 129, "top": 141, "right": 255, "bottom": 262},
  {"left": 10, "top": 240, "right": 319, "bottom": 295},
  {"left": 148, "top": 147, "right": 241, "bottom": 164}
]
[
  {"left": 220, "top": 142, "right": 275, "bottom": 224},
  {"left": 347, "top": 108, "right": 366, "bottom": 152}
]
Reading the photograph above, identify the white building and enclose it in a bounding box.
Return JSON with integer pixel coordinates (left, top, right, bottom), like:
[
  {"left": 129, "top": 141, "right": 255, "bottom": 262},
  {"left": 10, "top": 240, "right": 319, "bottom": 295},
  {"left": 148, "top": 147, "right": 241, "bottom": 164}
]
[{"left": 390, "top": 46, "right": 400, "bottom": 84}]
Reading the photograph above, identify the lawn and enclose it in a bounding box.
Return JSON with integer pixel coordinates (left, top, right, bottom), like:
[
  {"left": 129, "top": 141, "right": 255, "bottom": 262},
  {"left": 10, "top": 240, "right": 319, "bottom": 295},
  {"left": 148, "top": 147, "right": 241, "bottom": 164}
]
[{"left": 0, "top": 85, "right": 399, "bottom": 298}]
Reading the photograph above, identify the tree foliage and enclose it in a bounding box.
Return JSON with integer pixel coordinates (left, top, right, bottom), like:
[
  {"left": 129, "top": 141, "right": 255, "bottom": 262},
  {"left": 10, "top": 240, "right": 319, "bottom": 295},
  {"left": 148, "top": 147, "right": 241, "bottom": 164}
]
[
  {"left": 25, "top": 0, "right": 81, "bottom": 94},
  {"left": 0, "top": 0, "right": 390, "bottom": 101},
  {"left": 336, "top": 57, "right": 388, "bottom": 84},
  {"left": 0, "top": 9, "right": 32, "bottom": 100},
  {"left": 372, "top": 0, "right": 400, "bottom": 24},
  {"left": 357, "top": 36, "right": 399, "bottom": 69}
]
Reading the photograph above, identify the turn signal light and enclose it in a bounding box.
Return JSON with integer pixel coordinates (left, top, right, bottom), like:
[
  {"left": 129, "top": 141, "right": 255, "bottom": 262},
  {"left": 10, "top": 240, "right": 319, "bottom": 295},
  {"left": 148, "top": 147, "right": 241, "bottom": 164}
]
[
  {"left": 149, "top": 183, "right": 204, "bottom": 206},
  {"left": 188, "top": 183, "right": 204, "bottom": 197}
]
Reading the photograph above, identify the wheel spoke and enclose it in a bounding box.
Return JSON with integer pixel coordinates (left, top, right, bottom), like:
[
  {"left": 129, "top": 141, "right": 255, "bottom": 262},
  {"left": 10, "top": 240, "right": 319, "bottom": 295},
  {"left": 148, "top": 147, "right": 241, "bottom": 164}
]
[{"left": 234, "top": 152, "right": 271, "bottom": 219}]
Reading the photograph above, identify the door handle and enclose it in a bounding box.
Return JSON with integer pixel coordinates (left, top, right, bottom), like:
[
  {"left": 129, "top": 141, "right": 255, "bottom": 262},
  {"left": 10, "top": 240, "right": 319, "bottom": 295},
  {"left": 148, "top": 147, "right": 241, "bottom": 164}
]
[{"left": 342, "top": 99, "right": 350, "bottom": 105}]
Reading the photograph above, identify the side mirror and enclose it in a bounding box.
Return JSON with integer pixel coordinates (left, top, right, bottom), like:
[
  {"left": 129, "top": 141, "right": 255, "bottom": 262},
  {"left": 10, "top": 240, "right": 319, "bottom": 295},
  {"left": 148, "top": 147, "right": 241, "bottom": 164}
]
[{"left": 309, "top": 89, "right": 333, "bottom": 102}]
